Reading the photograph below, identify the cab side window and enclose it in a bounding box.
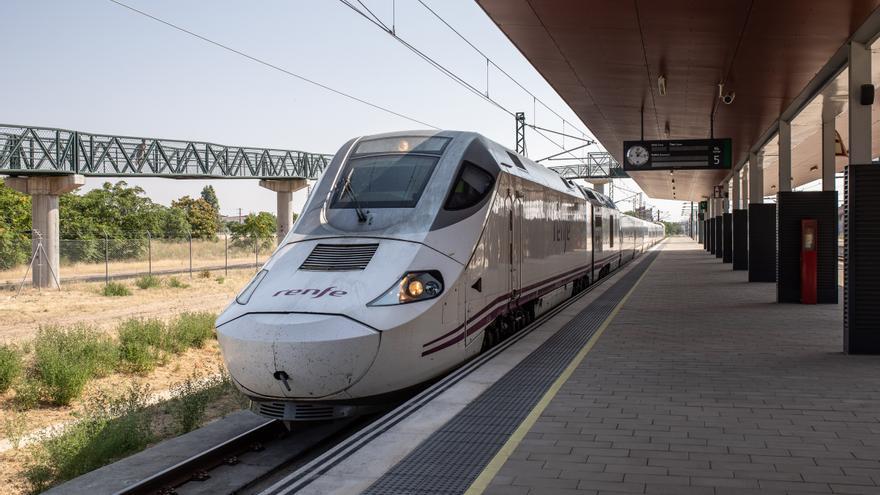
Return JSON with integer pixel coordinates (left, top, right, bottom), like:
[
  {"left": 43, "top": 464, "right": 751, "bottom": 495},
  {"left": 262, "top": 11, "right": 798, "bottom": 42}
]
[{"left": 444, "top": 161, "right": 494, "bottom": 210}]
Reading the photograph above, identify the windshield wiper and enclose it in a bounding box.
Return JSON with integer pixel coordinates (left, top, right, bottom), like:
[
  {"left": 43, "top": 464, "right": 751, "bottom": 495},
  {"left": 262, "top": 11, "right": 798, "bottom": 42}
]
[{"left": 342, "top": 177, "right": 368, "bottom": 223}]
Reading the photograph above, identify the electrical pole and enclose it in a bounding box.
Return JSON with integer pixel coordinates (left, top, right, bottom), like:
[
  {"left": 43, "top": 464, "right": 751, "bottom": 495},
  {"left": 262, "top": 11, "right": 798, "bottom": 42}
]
[{"left": 515, "top": 112, "right": 526, "bottom": 155}]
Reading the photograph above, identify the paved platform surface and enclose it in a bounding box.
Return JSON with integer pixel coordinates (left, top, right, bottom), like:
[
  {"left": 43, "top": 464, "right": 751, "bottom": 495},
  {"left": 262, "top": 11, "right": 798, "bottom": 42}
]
[{"left": 486, "top": 237, "right": 880, "bottom": 495}]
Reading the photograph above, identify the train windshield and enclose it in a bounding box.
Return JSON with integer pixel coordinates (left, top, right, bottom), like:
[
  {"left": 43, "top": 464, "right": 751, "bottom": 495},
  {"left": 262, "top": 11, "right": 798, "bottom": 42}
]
[{"left": 330, "top": 136, "right": 450, "bottom": 209}]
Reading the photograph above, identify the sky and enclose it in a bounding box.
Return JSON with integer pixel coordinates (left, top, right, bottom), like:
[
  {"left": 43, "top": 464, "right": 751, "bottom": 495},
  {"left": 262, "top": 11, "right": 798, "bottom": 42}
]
[{"left": 3, "top": 0, "right": 687, "bottom": 221}]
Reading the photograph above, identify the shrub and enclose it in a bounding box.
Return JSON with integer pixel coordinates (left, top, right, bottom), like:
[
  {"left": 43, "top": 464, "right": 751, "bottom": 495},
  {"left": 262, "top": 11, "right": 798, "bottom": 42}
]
[
  {"left": 168, "top": 373, "right": 223, "bottom": 434},
  {"left": 33, "top": 325, "right": 119, "bottom": 405},
  {"left": 199, "top": 269, "right": 211, "bottom": 279},
  {"left": 134, "top": 274, "right": 161, "bottom": 290},
  {"left": 117, "top": 319, "right": 165, "bottom": 373},
  {"left": 3, "top": 410, "right": 28, "bottom": 449},
  {"left": 101, "top": 282, "right": 131, "bottom": 297},
  {"left": 13, "top": 378, "right": 43, "bottom": 410},
  {"left": 25, "top": 384, "right": 153, "bottom": 492},
  {"left": 215, "top": 276, "right": 225, "bottom": 284},
  {"left": 165, "top": 312, "right": 216, "bottom": 352},
  {"left": 167, "top": 277, "right": 189, "bottom": 289},
  {"left": 0, "top": 344, "right": 24, "bottom": 393}
]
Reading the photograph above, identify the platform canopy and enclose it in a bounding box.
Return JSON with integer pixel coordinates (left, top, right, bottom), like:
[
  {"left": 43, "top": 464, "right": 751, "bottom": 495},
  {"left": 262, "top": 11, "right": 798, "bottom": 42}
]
[{"left": 477, "top": 0, "right": 880, "bottom": 201}]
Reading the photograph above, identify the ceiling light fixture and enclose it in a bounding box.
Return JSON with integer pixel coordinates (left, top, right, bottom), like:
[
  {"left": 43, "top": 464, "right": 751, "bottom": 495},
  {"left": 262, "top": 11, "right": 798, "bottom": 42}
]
[{"left": 658, "top": 75, "right": 667, "bottom": 96}]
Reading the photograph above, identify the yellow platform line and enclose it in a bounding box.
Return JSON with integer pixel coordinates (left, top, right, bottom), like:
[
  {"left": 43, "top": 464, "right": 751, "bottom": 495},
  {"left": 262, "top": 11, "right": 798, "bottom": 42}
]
[{"left": 464, "top": 254, "right": 659, "bottom": 495}]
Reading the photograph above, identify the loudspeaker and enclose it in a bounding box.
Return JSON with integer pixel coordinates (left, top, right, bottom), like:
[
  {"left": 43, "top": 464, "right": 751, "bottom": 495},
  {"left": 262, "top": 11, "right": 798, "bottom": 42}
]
[{"left": 860, "top": 84, "right": 875, "bottom": 106}]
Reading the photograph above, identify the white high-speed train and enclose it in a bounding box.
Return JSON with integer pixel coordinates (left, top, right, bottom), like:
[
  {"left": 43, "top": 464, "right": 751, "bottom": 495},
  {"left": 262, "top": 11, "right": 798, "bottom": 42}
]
[{"left": 216, "top": 131, "right": 663, "bottom": 421}]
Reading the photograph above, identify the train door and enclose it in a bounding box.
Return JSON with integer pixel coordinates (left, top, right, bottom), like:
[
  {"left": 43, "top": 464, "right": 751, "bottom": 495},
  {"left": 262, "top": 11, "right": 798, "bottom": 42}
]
[
  {"left": 507, "top": 186, "right": 524, "bottom": 305},
  {"left": 593, "top": 206, "right": 603, "bottom": 276},
  {"left": 589, "top": 204, "right": 597, "bottom": 283}
]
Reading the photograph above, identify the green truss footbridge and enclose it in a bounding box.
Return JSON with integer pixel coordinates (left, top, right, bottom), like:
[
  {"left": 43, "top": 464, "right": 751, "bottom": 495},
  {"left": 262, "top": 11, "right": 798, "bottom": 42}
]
[{"left": 0, "top": 124, "right": 332, "bottom": 180}]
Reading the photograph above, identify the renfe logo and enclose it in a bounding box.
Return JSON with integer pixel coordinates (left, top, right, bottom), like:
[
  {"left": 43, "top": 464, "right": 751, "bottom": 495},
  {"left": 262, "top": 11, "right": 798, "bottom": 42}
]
[{"left": 272, "top": 287, "right": 348, "bottom": 298}]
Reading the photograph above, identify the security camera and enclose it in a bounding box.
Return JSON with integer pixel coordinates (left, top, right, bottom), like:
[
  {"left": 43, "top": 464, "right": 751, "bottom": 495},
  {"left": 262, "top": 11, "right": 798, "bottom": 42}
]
[{"left": 720, "top": 91, "right": 736, "bottom": 105}]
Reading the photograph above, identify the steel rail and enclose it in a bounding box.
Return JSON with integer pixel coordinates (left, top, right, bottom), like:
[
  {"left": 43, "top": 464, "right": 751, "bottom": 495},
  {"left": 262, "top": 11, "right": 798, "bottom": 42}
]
[{"left": 114, "top": 420, "right": 285, "bottom": 495}]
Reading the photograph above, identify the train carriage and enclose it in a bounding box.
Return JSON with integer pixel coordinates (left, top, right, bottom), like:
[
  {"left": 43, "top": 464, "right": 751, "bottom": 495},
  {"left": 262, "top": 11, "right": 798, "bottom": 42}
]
[{"left": 216, "top": 130, "right": 663, "bottom": 421}]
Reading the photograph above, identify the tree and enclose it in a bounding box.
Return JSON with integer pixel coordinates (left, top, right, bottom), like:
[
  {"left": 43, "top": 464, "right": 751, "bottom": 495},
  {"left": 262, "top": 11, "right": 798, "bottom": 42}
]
[
  {"left": 661, "top": 221, "right": 683, "bottom": 236},
  {"left": 158, "top": 206, "right": 190, "bottom": 238},
  {"left": 0, "top": 180, "right": 31, "bottom": 270},
  {"left": 200, "top": 185, "right": 220, "bottom": 214},
  {"left": 228, "top": 212, "right": 278, "bottom": 250},
  {"left": 172, "top": 196, "right": 219, "bottom": 240},
  {"left": 60, "top": 181, "right": 171, "bottom": 262}
]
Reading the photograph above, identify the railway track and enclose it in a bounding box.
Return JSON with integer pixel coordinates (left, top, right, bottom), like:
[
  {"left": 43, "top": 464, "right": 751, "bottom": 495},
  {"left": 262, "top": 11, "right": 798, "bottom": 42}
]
[
  {"left": 113, "top": 250, "right": 657, "bottom": 495},
  {"left": 113, "top": 416, "right": 371, "bottom": 495}
]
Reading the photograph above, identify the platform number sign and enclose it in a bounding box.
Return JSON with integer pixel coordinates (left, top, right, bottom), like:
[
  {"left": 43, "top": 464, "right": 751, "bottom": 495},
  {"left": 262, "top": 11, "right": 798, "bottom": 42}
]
[{"left": 622, "top": 138, "right": 732, "bottom": 171}]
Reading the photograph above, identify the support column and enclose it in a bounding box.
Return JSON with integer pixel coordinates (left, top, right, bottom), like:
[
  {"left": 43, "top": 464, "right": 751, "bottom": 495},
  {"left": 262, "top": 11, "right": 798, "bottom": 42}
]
[
  {"left": 747, "top": 151, "right": 775, "bottom": 282},
  {"left": 592, "top": 180, "right": 608, "bottom": 196},
  {"left": 741, "top": 163, "right": 750, "bottom": 209},
  {"left": 732, "top": 173, "right": 741, "bottom": 210},
  {"left": 707, "top": 198, "right": 714, "bottom": 253},
  {"left": 778, "top": 120, "right": 792, "bottom": 192},
  {"left": 259, "top": 179, "right": 308, "bottom": 244},
  {"left": 849, "top": 41, "right": 872, "bottom": 165},
  {"left": 732, "top": 167, "right": 748, "bottom": 270},
  {"left": 749, "top": 151, "right": 763, "bottom": 204},
  {"left": 714, "top": 190, "right": 724, "bottom": 259},
  {"left": 4, "top": 174, "right": 85, "bottom": 288},
  {"left": 822, "top": 115, "right": 836, "bottom": 191},
  {"left": 844, "top": 41, "right": 875, "bottom": 352},
  {"left": 720, "top": 182, "right": 732, "bottom": 263}
]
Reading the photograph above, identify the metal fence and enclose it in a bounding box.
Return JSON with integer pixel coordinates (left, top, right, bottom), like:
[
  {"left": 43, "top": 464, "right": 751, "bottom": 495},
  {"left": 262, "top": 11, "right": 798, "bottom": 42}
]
[{"left": 0, "top": 233, "right": 277, "bottom": 287}]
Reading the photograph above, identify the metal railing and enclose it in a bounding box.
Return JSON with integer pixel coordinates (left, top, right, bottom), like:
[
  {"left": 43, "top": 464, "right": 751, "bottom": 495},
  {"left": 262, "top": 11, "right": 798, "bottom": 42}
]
[{"left": 0, "top": 125, "right": 333, "bottom": 179}]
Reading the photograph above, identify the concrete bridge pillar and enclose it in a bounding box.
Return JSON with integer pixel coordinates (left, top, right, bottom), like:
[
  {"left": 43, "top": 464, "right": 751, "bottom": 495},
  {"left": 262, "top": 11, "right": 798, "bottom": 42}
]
[
  {"left": 5, "top": 174, "right": 85, "bottom": 288},
  {"left": 259, "top": 179, "right": 308, "bottom": 244}
]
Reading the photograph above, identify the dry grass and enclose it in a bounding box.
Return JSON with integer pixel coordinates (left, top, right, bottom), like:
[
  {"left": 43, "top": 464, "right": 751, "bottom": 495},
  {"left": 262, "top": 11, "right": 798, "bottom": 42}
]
[
  {"left": 0, "top": 269, "right": 253, "bottom": 343},
  {"left": 0, "top": 342, "right": 230, "bottom": 494},
  {"left": 0, "top": 268, "right": 257, "bottom": 493}
]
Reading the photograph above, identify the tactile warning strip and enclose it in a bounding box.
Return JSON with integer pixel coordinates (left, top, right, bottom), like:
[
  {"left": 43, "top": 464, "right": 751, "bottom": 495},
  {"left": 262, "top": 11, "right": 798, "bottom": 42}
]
[{"left": 362, "top": 252, "right": 659, "bottom": 495}]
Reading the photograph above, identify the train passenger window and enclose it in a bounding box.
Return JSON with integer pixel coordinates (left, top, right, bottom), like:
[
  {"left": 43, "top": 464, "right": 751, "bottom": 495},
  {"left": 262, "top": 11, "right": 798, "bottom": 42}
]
[
  {"left": 610, "top": 217, "right": 615, "bottom": 247},
  {"left": 444, "top": 161, "right": 495, "bottom": 210}
]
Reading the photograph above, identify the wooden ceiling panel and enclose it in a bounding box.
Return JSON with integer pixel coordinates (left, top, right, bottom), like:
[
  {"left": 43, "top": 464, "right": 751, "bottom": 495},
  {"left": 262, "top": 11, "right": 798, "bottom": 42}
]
[{"left": 478, "top": 0, "right": 880, "bottom": 201}]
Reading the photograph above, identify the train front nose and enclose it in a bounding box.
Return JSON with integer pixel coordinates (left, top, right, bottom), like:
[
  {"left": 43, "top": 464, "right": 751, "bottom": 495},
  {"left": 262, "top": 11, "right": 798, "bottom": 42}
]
[{"left": 216, "top": 313, "right": 380, "bottom": 399}]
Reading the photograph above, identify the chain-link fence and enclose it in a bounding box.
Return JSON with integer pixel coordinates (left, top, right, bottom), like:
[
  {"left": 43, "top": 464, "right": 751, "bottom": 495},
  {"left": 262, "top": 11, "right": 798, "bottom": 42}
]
[{"left": 0, "top": 232, "right": 277, "bottom": 287}]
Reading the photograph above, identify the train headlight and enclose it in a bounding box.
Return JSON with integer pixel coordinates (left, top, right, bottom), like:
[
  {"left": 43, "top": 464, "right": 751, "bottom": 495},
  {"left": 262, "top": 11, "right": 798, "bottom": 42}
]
[
  {"left": 369, "top": 271, "right": 444, "bottom": 306},
  {"left": 407, "top": 280, "right": 424, "bottom": 298}
]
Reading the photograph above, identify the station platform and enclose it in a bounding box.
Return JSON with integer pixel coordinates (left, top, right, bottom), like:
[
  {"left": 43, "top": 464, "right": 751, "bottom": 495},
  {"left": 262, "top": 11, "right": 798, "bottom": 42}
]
[{"left": 263, "top": 237, "right": 880, "bottom": 495}]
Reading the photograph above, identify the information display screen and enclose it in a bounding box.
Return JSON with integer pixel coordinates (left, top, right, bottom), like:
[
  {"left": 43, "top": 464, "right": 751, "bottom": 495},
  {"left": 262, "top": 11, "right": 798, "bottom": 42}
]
[{"left": 623, "top": 138, "right": 732, "bottom": 171}]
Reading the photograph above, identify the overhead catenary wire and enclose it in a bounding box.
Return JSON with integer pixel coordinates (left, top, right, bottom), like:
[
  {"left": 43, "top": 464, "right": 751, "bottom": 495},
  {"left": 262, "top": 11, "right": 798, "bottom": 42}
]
[
  {"left": 355, "top": 0, "right": 390, "bottom": 31},
  {"left": 336, "top": 0, "right": 514, "bottom": 119},
  {"left": 335, "top": 0, "right": 595, "bottom": 162},
  {"left": 413, "top": 0, "right": 592, "bottom": 142},
  {"left": 105, "top": 0, "right": 440, "bottom": 130},
  {"left": 108, "top": 0, "right": 605, "bottom": 175}
]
